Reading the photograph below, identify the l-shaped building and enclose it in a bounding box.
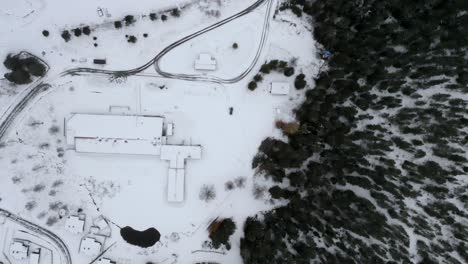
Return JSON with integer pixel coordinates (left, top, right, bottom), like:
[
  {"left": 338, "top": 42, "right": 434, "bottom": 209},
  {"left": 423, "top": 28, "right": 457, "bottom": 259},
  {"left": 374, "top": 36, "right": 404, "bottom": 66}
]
[{"left": 65, "top": 113, "right": 202, "bottom": 203}]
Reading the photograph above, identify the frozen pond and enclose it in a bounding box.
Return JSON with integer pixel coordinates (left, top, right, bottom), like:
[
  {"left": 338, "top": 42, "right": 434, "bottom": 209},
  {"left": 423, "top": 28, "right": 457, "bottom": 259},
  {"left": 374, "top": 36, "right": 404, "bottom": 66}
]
[{"left": 120, "top": 226, "right": 161, "bottom": 248}]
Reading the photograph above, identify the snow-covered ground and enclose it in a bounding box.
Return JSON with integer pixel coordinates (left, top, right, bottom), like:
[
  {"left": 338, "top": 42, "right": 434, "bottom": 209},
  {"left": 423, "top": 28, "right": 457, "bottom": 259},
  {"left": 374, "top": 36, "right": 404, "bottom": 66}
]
[
  {"left": 0, "top": 0, "right": 320, "bottom": 263},
  {"left": 0, "top": 0, "right": 262, "bottom": 76},
  {"left": 160, "top": 2, "right": 268, "bottom": 78}
]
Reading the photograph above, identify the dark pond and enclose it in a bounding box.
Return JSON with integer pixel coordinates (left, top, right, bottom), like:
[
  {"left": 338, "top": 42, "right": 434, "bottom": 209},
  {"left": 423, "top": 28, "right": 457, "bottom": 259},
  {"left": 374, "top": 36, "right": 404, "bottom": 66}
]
[{"left": 120, "top": 226, "right": 161, "bottom": 248}]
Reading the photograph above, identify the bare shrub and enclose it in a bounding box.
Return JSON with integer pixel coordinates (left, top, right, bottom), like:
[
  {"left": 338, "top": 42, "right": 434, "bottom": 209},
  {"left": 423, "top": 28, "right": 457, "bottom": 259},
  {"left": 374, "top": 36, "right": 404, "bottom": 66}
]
[
  {"left": 275, "top": 120, "right": 300, "bottom": 135},
  {"left": 49, "top": 201, "right": 64, "bottom": 211},
  {"left": 28, "top": 120, "right": 43, "bottom": 127},
  {"left": 25, "top": 201, "right": 37, "bottom": 211},
  {"left": 290, "top": 57, "right": 298, "bottom": 67},
  {"left": 32, "top": 184, "right": 45, "bottom": 192},
  {"left": 253, "top": 184, "right": 267, "bottom": 199},
  {"left": 202, "top": 240, "right": 212, "bottom": 249},
  {"left": 11, "top": 176, "right": 22, "bottom": 184},
  {"left": 199, "top": 184, "right": 216, "bottom": 202},
  {"left": 48, "top": 125, "right": 60, "bottom": 134},
  {"left": 234, "top": 177, "right": 246, "bottom": 188},
  {"left": 225, "top": 181, "right": 235, "bottom": 191},
  {"left": 169, "top": 232, "right": 180, "bottom": 242},
  {"left": 57, "top": 147, "right": 65, "bottom": 158},
  {"left": 37, "top": 211, "right": 47, "bottom": 219},
  {"left": 52, "top": 180, "right": 63, "bottom": 188},
  {"left": 46, "top": 216, "right": 58, "bottom": 226},
  {"left": 205, "top": 10, "right": 220, "bottom": 17},
  {"left": 32, "top": 165, "right": 44, "bottom": 171},
  {"left": 39, "top": 142, "right": 50, "bottom": 149}
]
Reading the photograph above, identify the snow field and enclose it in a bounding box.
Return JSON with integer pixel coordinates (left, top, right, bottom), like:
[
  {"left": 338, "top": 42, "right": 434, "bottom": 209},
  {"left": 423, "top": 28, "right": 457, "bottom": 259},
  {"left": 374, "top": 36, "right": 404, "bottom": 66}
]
[{"left": 0, "top": 0, "right": 321, "bottom": 262}]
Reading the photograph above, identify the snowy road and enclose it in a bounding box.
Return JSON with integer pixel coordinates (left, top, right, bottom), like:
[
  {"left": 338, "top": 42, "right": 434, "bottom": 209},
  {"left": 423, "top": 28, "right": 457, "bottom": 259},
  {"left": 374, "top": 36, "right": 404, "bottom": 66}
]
[
  {"left": 63, "top": 0, "right": 275, "bottom": 83},
  {"left": 0, "top": 208, "right": 72, "bottom": 264},
  {"left": 152, "top": 0, "right": 274, "bottom": 83},
  {"left": 0, "top": 82, "right": 50, "bottom": 139}
]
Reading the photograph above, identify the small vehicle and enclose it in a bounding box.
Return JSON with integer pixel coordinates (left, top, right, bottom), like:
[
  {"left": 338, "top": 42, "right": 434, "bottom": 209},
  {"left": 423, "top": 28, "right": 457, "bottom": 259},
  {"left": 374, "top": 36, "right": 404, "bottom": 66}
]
[{"left": 97, "top": 7, "right": 104, "bottom": 17}]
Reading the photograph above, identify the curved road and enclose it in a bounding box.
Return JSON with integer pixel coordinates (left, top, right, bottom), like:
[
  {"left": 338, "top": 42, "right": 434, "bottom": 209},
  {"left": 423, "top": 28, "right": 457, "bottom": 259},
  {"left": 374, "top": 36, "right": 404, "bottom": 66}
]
[
  {"left": 154, "top": 0, "right": 274, "bottom": 83},
  {"left": 64, "top": 0, "right": 274, "bottom": 84},
  {"left": 0, "top": 208, "right": 72, "bottom": 264},
  {"left": 0, "top": 82, "right": 50, "bottom": 139}
]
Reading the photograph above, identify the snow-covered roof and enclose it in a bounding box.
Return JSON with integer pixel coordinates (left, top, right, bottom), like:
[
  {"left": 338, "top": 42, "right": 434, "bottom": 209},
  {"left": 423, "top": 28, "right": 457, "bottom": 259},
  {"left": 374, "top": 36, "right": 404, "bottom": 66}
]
[
  {"left": 66, "top": 113, "right": 202, "bottom": 203},
  {"left": 75, "top": 137, "right": 163, "bottom": 155},
  {"left": 167, "top": 168, "right": 185, "bottom": 202},
  {"left": 194, "top": 53, "right": 216, "bottom": 71},
  {"left": 160, "top": 145, "right": 202, "bottom": 169},
  {"left": 29, "top": 249, "right": 41, "bottom": 264},
  {"left": 66, "top": 114, "right": 164, "bottom": 155},
  {"left": 270, "top": 82, "right": 290, "bottom": 95},
  {"left": 161, "top": 145, "right": 201, "bottom": 202},
  {"left": 65, "top": 215, "right": 85, "bottom": 234},
  {"left": 96, "top": 218, "right": 109, "bottom": 230},
  {"left": 97, "top": 258, "right": 116, "bottom": 264},
  {"left": 80, "top": 237, "right": 102, "bottom": 256},
  {"left": 9, "top": 241, "right": 28, "bottom": 260},
  {"left": 166, "top": 123, "right": 174, "bottom": 136}
]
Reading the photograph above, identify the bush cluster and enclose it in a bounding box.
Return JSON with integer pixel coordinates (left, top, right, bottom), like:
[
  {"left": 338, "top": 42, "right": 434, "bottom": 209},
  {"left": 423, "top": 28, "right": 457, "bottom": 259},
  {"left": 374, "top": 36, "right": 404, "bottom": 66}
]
[
  {"left": 3, "top": 53, "right": 47, "bottom": 84},
  {"left": 208, "top": 218, "right": 236, "bottom": 250},
  {"left": 248, "top": 60, "right": 295, "bottom": 91}
]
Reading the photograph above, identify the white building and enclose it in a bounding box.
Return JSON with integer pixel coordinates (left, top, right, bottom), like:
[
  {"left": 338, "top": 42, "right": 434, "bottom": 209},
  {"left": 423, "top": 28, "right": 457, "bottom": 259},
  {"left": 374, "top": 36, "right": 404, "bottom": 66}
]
[
  {"left": 79, "top": 237, "right": 102, "bottom": 256},
  {"left": 194, "top": 53, "right": 217, "bottom": 71},
  {"left": 65, "top": 215, "right": 85, "bottom": 234},
  {"left": 270, "top": 82, "right": 290, "bottom": 95},
  {"left": 66, "top": 114, "right": 165, "bottom": 155},
  {"left": 65, "top": 113, "right": 202, "bottom": 203},
  {"left": 160, "top": 145, "right": 202, "bottom": 169},
  {"left": 29, "top": 249, "right": 41, "bottom": 264},
  {"left": 166, "top": 168, "right": 185, "bottom": 202},
  {"left": 97, "top": 258, "right": 116, "bottom": 264},
  {"left": 161, "top": 145, "right": 202, "bottom": 202},
  {"left": 166, "top": 123, "right": 174, "bottom": 136},
  {"left": 9, "top": 241, "right": 28, "bottom": 260}
]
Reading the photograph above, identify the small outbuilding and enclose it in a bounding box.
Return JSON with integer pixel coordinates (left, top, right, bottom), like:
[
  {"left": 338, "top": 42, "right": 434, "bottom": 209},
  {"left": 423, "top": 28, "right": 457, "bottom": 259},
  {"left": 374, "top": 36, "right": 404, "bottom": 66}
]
[
  {"left": 194, "top": 53, "right": 216, "bottom": 71},
  {"left": 270, "top": 82, "right": 290, "bottom": 95},
  {"left": 93, "top": 59, "right": 107, "bottom": 65},
  {"left": 79, "top": 237, "right": 102, "bottom": 256},
  {"left": 166, "top": 123, "right": 174, "bottom": 136},
  {"left": 160, "top": 145, "right": 202, "bottom": 202},
  {"left": 65, "top": 215, "right": 85, "bottom": 234},
  {"left": 97, "top": 258, "right": 116, "bottom": 264},
  {"left": 29, "top": 249, "right": 41, "bottom": 264},
  {"left": 9, "top": 241, "right": 29, "bottom": 260}
]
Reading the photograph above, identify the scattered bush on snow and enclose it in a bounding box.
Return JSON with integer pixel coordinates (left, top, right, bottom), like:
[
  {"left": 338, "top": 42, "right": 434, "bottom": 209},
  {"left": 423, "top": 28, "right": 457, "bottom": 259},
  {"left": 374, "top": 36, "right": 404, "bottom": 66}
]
[
  {"left": 199, "top": 184, "right": 216, "bottom": 202},
  {"left": 208, "top": 218, "right": 236, "bottom": 250}
]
